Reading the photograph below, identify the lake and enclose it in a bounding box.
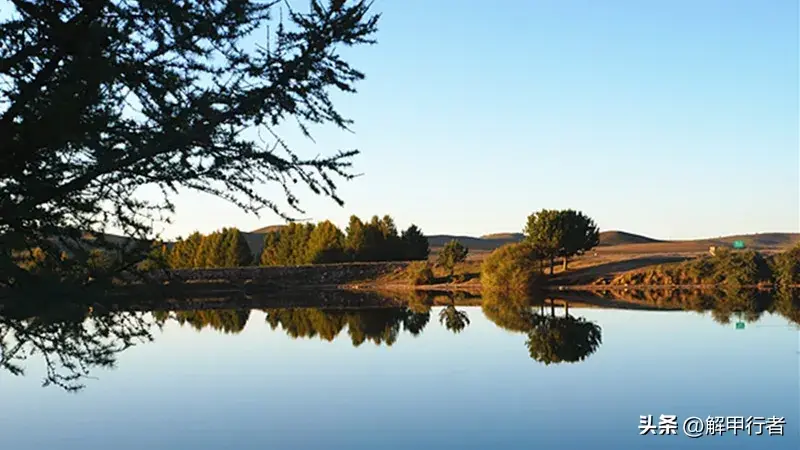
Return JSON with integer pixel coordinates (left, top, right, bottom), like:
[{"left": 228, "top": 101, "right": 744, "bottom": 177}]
[{"left": 0, "top": 291, "right": 798, "bottom": 449}]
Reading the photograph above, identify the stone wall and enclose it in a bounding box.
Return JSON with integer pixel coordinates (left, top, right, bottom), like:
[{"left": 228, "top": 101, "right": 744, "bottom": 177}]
[{"left": 142, "top": 262, "right": 410, "bottom": 287}]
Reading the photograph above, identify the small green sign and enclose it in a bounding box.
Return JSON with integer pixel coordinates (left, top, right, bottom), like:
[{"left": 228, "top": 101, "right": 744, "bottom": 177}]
[
  {"left": 735, "top": 321, "right": 745, "bottom": 330},
  {"left": 733, "top": 240, "right": 746, "bottom": 249}
]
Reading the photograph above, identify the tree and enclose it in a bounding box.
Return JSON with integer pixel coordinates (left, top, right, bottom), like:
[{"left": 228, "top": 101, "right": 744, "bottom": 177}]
[
  {"left": 436, "top": 240, "right": 468, "bottom": 277},
  {"left": 377, "top": 215, "right": 402, "bottom": 260},
  {"left": 306, "top": 220, "right": 345, "bottom": 264},
  {"left": 524, "top": 209, "right": 599, "bottom": 273},
  {"left": 344, "top": 215, "right": 367, "bottom": 261},
  {"left": 0, "top": 1, "right": 380, "bottom": 296},
  {"left": 401, "top": 224, "right": 429, "bottom": 260},
  {"left": 362, "top": 215, "right": 385, "bottom": 261},
  {"left": 558, "top": 209, "right": 599, "bottom": 271},
  {"left": 168, "top": 232, "right": 203, "bottom": 269},
  {"left": 523, "top": 209, "right": 565, "bottom": 275},
  {"left": 224, "top": 228, "right": 253, "bottom": 267},
  {"left": 260, "top": 231, "right": 283, "bottom": 266}
]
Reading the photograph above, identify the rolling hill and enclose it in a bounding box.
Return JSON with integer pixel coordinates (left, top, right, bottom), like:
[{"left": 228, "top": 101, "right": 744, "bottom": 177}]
[{"left": 424, "top": 230, "right": 800, "bottom": 254}]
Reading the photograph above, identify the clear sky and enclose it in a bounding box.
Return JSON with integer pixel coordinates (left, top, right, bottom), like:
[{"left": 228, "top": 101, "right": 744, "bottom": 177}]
[{"left": 147, "top": 1, "right": 800, "bottom": 239}]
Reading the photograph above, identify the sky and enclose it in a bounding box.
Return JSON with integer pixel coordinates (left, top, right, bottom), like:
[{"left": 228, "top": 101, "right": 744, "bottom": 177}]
[{"left": 16, "top": 0, "right": 800, "bottom": 240}]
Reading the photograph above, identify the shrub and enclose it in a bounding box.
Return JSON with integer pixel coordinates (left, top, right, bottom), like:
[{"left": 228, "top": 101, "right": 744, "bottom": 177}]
[
  {"left": 481, "top": 243, "right": 542, "bottom": 297},
  {"left": 406, "top": 261, "right": 434, "bottom": 286},
  {"left": 437, "top": 240, "right": 468, "bottom": 276},
  {"left": 771, "top": 244, "right": 800, "bottom": 287}
]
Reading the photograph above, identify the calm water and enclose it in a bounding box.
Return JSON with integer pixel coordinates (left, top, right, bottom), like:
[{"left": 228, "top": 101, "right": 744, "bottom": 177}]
[{"left": 1, "top": 294, "right": 798, "bottom": 449}]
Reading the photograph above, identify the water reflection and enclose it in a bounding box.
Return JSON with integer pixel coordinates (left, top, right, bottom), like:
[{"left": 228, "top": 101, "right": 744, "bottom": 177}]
[
  {"left": 481, "top": 293, "right": 603, "bottom": 364},
  {"left": 0, "top": 306, "right": 154, "bottom": 392},
  {"left": 1, "top": 288, "right": 798, "bottom": 392}
]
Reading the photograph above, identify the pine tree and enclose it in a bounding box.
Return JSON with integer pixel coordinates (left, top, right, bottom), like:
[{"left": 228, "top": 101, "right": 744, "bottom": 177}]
[
  {"left": 306, "top": 220, "right": 346, "bottom": 263},
  {"left": 378, "top": 215, "right": 402, "bottom": 260},
  {"left": 170, "top": 231, "right": 203, "bottom": 268},
  {"left": 362, "top": 215, "right": 384, "bottom": 261},
  {"left": 274, "top": 224, "right": 300, "bottom": 265},
  {"left": 345, "top": 215, "right": 367, "bottom": 261},
  {"left": 401, "top": 224, "right": 430, "bottom": 260},
  {"left": 204, "top": 230, "right": 226, "bottom": 268},
  {"left": 193, "top": 234, "right": 213, "bottom": 268},
  {"left": 260, "top": 231, "right": 282, "bottom": 266},
  {"left": 225, "top": 228, "right": 253, "bottom": 266}
]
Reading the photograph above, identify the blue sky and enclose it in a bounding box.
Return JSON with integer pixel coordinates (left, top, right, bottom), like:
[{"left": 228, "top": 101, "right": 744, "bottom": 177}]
[{"left": 40, "top": 1, "right": 800, "bottom": 240}]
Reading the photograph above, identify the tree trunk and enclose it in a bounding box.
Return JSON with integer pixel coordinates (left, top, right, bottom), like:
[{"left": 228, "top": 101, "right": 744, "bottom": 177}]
[
  {"left": 549, "top": 258, "right": 554, "bottom": 275},
  {"left": 550, "top": 300, "right": 555, "bottom": 317},
  {"left": 565, "top": 302, "right": 569, "bottom": 317},
  {"left": 562, "top": 256, "right": 568, "bottom": 271}
]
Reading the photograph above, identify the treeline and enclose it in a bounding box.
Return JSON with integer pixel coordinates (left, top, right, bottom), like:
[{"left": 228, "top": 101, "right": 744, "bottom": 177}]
[
  {"left": 259, "top": 215, "right": 429, "bottom": 266},
  {"left": 161, "top": 227, "right": 253, "bottom": 269}
]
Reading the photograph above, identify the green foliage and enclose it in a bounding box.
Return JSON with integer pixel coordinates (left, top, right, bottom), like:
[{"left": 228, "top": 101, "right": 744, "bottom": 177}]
[
  {"left": 557, "top": 209, "right": 599, "bottom": 268},
  {"left": 439, "top": 304, "right": 470, "bottom": 333},
  {"left": 524, "top": 209, "right": 599, "bottom": 272},
  {"left": 406, "top": 261, "right": 435, "bottom": 285},
  {"left": 481, "top": 243, "right": 543, "bottom": 297},
  {"left": 260, "top": 231, "right": 283, "bottom": 266},
  {"left": 523, "top": 209, "right": 563, "bottom": 271},
  {"left": 401, "top": 224, "right": 430, "bottom": 260},
  {"left": 437, "top": 240, "right": 468, "bottom": 276},
  {"left": 168, "top": 232, "right": 203, "bottom": 269},
  {"left": 172, "top": 309, "right": 251, "bottom": 334},
  {"left": 771, "top": 244, "right": 800, "bottom": 287},
  {"left": 260, "top": 214, "right": 429, "bottom": 266},
  {"left": 613, "top": 249, "right": 772, "bottom": 287},
  {"left": 306, "top": 220, "right": 346, "bottom": 264},
  {"left": 526, "top": 316, "right": 602, "bottom": 365},
  {"left": 344, "top": 215, "right": 367, "bottom": 260},
  {"left": 223, "top": 229, "right": 254, "bottom": 267},
  {"left": 0, "top": 0, "right": 379, "bottom": 293},
  {"left": 264, "top": 307, "right": 430, "bottom": 347}
]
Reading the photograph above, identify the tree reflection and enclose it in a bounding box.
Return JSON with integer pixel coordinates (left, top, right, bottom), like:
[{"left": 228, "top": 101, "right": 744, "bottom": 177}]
[
  {"left": 438, "top": 293, "right": 470, "bottom": 334},
  {"left": 170, "top": 309, "right": 251, "bottom": 334},
  {"left": 0, "top": 307, "right": 154, "bottom": 392},
  {"left": 526, "top": 315, "right": 602, "bottom": 365},
  {"left": 264, "top": 306, "right": 432, "bottom": 347},
  {"left": 482, "top": 292, "right": 602, "bottom": 364}
]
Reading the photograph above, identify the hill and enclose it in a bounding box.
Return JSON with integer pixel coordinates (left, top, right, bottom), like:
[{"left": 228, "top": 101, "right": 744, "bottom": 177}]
[
  {"left": 426, "top": 230, "right": 799, "bottom": 255},
  {"left": 597, "top": 231, "right": 661, "bottom": 246}
]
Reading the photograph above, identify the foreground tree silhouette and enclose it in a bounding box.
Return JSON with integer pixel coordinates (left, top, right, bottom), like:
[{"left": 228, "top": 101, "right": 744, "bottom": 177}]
[{"left": 0, "top": 1, "right": 380, "bottom": 296}]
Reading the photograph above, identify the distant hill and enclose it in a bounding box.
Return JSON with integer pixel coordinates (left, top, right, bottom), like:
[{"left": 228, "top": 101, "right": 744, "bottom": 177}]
[
  {"left": 184, "top": 226, "right": 800, "bottom": 259},
  {"left": 597, "top": 231, "right": 661, "bottom": 246},
  {"left": 251, "top": 225, "right": 286, "bottom": 234},
  {"left": 426, "top": 230, "right": 799, "bottom": 254}
]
